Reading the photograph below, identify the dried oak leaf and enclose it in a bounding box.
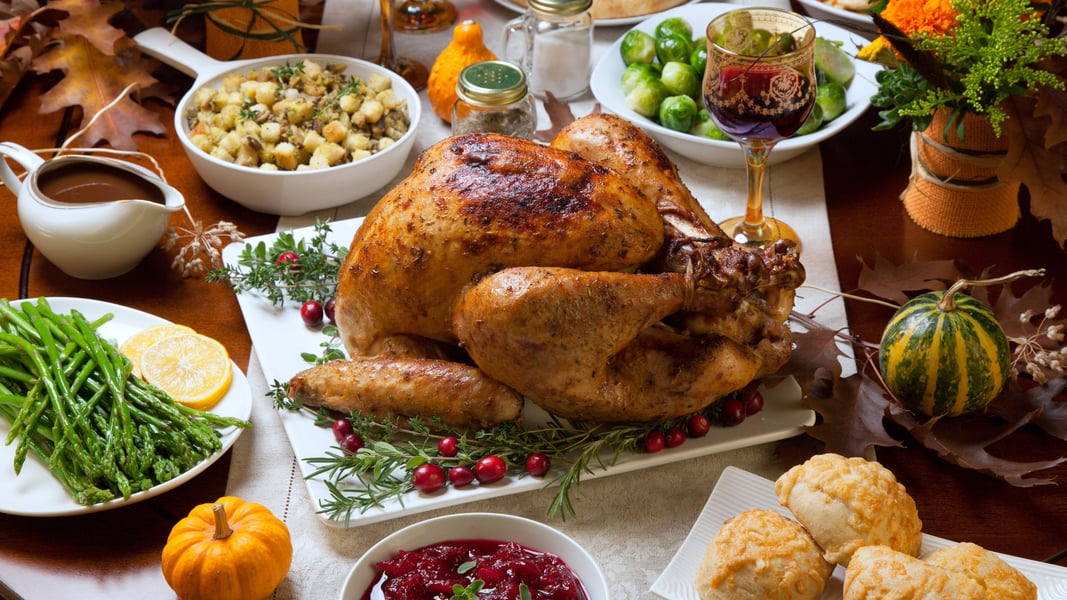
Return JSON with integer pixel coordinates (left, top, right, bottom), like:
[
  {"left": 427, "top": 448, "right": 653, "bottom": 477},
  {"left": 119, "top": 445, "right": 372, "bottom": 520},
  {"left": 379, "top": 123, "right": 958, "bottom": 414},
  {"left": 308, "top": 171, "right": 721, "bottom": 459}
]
[
  {"left": 999, "top": 93, "right": 1067, "bottom": 250},
  {"left": 886, "top": 399, "right": 1065, "bottom": 486},
  {"left": 987, "top": 378, "right": 1067, "bottom": 442},
  {"left": 856, "top": 251, "right": 961, "bottom": 305},
  {"left": 802, "top": 360, "right": 904, "bottom": 458},
  {"left": 32, "top": 35, "right": 162, "bottom": 150}
]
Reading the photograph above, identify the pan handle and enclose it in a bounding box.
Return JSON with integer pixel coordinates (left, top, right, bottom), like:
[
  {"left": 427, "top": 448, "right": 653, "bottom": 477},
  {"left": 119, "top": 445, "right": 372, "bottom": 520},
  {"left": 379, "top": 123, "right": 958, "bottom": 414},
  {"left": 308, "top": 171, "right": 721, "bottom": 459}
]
[{"left": 133, "top": 27, "right": 226, "bottom": 80}]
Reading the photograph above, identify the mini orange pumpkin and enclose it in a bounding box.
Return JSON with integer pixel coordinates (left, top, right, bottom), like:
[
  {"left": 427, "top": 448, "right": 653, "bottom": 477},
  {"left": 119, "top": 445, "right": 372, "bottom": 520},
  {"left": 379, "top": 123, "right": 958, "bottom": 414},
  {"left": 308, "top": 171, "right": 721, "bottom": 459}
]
[
  {"left": 427, "top": 20, "right": 497, "bottom": 122},
  {"left": 162, "top": 496, "right": 293, "bottom": 600}
]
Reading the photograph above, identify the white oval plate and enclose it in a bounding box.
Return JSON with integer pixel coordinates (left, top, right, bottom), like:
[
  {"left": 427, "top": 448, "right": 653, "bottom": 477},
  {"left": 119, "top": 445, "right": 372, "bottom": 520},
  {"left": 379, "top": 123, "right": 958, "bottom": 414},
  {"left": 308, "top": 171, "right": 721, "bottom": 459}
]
[
  {"left": 796, "top": 0, "right": 878, "bottom": 38},
  {"left": 0, "top": 297, "right": 253, "bottom": 517},
  {"left": 590, "top": 3, "right": 881, "bottom": 168}
]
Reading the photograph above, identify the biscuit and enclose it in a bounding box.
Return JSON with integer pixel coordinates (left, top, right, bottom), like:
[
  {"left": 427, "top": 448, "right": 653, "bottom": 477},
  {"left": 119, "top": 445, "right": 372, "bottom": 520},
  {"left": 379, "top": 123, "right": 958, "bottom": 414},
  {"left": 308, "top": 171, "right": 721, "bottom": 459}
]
[
  {"left": 694, "top": 508, "right": 833, "bottom": 600},
  {"left": 844, "top": 545, "right": 986, "bottom": 600},
  {"left": 775, "top": 453, "right": 923, "bottom": 566},
  {"left": 924, "top": 542, "right": 1036, "bottom": 600}
]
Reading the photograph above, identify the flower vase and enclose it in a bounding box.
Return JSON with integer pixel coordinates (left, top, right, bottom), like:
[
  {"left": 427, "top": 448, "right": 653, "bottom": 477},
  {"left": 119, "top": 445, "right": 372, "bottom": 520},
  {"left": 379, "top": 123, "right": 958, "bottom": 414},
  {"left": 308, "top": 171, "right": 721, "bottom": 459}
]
[
  {"left": 901, "top": 108, "right": 1020, "bottom": 238},
  {"left": 205, "top": 0, "right": 305, "bottom": 60}
]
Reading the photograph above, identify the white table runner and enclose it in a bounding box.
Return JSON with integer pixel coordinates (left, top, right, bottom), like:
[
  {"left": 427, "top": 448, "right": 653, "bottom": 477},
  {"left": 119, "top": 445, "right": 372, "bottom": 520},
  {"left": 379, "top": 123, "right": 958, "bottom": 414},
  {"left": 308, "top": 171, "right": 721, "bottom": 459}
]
[{"left": 225, "top": 1, "right": 851, "bottom": 597}]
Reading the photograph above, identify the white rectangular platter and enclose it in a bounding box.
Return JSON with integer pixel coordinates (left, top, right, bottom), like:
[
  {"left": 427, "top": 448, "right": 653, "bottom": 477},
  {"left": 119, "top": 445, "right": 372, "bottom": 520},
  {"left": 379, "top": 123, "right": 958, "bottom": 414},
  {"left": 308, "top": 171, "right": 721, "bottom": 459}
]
[
  {"left": 652, "top": 466, "right": 1067, "bottom": 599},
  {"left": 224, "top": 218, "right": 817, "bottom": 527}
]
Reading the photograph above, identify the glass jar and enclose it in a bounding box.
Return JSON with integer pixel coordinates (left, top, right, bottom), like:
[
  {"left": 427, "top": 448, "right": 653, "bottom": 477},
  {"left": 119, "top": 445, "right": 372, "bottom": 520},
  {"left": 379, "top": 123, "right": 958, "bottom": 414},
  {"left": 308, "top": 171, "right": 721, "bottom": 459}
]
[
  {"left": 503, "top": 0, "right": 594, "bottom": 102},
  {"left": 451, "top": 60, "right": 538, "bottom": 139}
]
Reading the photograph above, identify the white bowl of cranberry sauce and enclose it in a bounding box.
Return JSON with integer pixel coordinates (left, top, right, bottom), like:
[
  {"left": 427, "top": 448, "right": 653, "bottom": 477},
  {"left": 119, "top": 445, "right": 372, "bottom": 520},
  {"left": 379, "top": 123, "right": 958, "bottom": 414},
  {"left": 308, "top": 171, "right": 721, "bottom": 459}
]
[{"left": 338, "top": 512, "right": 609, "bottom": 600}]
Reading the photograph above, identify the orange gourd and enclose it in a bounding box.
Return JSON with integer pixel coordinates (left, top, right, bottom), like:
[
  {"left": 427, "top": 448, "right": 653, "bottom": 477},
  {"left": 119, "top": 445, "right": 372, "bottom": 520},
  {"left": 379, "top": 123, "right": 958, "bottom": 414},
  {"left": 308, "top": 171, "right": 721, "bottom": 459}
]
[
  {"left": 427, "top": 20, "right": 498, "bottom": 122},
  {"left": 162, "top": 496, "right": 293, "bottom": 600}
]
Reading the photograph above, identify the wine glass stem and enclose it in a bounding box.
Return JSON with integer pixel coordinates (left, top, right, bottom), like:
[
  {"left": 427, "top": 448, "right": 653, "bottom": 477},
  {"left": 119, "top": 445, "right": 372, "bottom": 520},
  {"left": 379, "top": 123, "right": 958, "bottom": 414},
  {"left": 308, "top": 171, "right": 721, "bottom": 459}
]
[
  {"left": 378, "top": 0, "right": 398, "bottom": 70},
  {"left": 741, "top": 143, "right": 771, "bottom": 239}
]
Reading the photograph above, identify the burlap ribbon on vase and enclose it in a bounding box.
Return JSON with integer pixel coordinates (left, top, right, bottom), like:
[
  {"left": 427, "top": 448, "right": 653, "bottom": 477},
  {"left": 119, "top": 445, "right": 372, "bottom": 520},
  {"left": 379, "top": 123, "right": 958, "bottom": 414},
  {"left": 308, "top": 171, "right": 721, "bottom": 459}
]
[{"left": 902, "top": 109, "right": 1021, "bottom": 238}]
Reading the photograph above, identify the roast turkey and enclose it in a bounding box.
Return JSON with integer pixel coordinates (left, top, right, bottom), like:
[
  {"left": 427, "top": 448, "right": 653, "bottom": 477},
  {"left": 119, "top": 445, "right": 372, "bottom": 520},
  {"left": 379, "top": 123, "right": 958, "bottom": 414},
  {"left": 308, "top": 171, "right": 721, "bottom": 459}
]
[{"left": 288, "top": 114, "right": 804, "bottom": 425}]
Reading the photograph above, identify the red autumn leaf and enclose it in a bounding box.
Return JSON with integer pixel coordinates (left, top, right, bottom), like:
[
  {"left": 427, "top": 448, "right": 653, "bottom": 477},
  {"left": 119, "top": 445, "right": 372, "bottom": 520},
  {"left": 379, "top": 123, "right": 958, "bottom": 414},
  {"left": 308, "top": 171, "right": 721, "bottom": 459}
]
[{"left": 855, "top": 252, "right": 961, "bottom": 305}]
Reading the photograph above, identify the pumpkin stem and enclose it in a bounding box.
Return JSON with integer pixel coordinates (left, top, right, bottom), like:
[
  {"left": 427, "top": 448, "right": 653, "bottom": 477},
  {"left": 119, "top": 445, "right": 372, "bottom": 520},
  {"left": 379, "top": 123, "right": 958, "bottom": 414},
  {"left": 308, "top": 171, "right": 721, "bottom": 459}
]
[
  {"left": 937, "top": 268, "right": 1046, "bottom": 312},
  {"left": 212, "top": 502, "right": 234, "bottom": 541}
]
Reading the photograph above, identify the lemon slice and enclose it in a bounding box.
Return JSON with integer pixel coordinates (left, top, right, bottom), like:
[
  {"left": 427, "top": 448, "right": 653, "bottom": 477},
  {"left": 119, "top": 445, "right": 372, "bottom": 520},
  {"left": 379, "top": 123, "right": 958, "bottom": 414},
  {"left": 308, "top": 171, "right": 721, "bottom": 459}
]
[
  {"left": 139, "top": 333, "right": 233, "bottom": 411},
  {"left": 120, "top": 323, "right": 196, "bottom": 377}
]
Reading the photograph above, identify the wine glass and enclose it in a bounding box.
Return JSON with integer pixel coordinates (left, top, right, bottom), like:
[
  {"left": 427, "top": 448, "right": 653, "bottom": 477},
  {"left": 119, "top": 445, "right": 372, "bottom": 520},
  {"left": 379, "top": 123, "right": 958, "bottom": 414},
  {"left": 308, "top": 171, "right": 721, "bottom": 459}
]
[
  {"left": 395, "top": 0, "right": 458, "bottom": 33},
  {"left": 377, "top": 0, "right": 429, "bottom": 90},
  {"left": 703, "top": 8, "right": 816, "bottom": 248}
]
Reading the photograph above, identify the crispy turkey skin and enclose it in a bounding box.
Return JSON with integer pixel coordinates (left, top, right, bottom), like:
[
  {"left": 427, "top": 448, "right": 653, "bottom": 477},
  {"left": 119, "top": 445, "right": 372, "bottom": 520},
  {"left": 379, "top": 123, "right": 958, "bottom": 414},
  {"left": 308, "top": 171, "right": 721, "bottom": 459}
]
[{"left": 289, "top": 114, "right": 805, "bottom": 426}]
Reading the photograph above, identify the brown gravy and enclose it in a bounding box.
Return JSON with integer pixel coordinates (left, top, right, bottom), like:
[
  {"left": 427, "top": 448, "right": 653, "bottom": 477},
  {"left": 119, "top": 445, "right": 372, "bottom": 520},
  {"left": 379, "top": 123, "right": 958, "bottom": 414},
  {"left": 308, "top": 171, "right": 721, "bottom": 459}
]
[{"left": 37, "top": 161, "right": 165, "bottom": 204}]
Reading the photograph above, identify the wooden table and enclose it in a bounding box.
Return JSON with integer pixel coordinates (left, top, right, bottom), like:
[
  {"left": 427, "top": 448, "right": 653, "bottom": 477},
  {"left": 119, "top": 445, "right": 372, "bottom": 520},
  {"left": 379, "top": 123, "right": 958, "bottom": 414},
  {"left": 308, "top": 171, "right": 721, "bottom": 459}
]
[{"left": 1, "top": 4, "right": 1065, "bottom": 599}]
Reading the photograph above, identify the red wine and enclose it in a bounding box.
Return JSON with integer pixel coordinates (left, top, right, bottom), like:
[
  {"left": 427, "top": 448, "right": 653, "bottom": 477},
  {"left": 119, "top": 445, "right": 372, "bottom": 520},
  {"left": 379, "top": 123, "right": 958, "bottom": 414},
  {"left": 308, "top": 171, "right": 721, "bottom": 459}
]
[{"left": 705, "top": 65, "right": 814, "bottom": 143}]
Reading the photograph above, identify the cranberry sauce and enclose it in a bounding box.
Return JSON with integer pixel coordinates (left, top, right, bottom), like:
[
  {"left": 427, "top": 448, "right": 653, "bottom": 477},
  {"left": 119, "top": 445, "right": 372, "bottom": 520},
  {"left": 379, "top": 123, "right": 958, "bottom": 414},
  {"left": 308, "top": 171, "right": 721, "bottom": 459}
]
[{"left": 362, "top": 539, "right": 589, "bottom": 600}]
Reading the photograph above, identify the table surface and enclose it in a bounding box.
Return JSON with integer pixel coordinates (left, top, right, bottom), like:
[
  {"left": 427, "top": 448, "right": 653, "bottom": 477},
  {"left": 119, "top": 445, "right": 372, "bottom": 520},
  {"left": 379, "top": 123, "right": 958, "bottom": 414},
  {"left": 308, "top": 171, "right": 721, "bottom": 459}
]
[{"left": 1, "top": 1, "right": 1066, "bottom": 599}]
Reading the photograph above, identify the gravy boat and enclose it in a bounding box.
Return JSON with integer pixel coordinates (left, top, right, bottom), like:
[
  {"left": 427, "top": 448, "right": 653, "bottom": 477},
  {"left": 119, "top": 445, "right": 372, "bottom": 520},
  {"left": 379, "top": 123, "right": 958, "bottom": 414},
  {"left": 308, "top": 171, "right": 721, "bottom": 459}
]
[{"left": 0, "top": 142, "right": 185, "bottom": 279}]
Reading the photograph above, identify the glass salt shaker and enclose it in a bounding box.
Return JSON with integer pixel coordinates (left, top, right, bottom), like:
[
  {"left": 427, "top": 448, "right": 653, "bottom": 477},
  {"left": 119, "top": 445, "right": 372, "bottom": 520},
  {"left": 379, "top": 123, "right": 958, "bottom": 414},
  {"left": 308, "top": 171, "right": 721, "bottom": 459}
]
[
  {"left": 503, "top": 0, "right": 594, "bottom": 102},
  {"left": 451, "top": 60, "right": 538, "bottom": 139}
]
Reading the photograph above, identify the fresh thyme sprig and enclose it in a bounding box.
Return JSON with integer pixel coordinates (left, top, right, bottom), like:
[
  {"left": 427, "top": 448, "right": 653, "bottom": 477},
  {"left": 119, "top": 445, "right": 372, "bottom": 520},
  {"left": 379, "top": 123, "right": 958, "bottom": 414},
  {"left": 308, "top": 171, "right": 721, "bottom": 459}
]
[
  {"left": 269, "top": 383, "right": 717, "bottom": 525},
  {"left": 207, "top": 220, "right": 347, "bottom": 306}
]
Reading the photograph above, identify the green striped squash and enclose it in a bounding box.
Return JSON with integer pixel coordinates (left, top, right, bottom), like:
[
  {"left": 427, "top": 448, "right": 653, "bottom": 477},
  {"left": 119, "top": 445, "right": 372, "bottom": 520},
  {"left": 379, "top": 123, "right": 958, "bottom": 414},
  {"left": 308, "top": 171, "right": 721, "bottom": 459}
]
[{"left": 878, "top": 290, "right": 1010, "bottom": 417}]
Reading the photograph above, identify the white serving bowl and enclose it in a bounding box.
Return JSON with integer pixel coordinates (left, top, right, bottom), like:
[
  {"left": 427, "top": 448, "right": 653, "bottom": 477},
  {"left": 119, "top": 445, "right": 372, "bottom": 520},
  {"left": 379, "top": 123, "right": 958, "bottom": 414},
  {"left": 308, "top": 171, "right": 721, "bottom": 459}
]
[
  {"left": 134, "top": 27, "right": 421, "bottom": 216},
  {"left": 590, "top": 3, "right": 880, "bottom": 168},
  {"left": 338, "top": 512, "right": 609, "bottom": 600}
]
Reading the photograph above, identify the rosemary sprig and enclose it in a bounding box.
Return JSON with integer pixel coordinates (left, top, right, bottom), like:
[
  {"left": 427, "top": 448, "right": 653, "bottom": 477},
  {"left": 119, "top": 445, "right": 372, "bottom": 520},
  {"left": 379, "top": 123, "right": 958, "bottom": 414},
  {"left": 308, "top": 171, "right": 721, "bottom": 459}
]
[
  {"left": 207, "top": 220, "right": 347, "bottom": 306},
  {"left": 272, "top": 384, "right": 720, "bottom": 525}
]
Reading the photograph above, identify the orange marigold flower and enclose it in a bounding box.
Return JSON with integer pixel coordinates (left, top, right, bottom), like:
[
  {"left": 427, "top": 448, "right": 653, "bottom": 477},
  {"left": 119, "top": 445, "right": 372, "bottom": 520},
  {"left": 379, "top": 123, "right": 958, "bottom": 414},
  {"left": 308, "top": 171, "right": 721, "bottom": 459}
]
[{"left": 881, "top": 0, "right": 958, "bottom": 37}]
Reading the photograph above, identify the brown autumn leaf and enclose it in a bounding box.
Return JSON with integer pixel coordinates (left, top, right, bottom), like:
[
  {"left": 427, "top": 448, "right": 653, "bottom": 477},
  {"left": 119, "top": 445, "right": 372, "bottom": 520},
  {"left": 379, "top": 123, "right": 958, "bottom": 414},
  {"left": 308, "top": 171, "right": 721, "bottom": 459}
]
[
  {"left": 999, "top": 94, "right": 1067, "bottom": 250},
  {"left": 988, "top": 378, "right": 1067, "bottom": 442},
  {"left": 802, "top": 362, "right": 904, "bottom": 457},
  {"left": 886, "top": 400, "right": 1065, "bottom": 486},
  {"left": 50, "top": 0, "right": 123, "bottom": 54},
  {"left": 855, "top": 252, "right": 961, "bottom": 305},
  {"left": 32, "top": 34, "right": 163, "bottom": 150}
]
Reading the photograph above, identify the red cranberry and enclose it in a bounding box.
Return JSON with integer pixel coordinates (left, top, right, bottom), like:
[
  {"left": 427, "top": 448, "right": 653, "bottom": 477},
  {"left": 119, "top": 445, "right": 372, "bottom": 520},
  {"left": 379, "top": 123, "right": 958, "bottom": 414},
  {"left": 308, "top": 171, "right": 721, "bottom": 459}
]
[
  {"left": 275, "top": 251, "right": 300, "bottom": 269},
  {"left": 687, "top": 414, "right": 711, "bottom": 438},
  {"left": 720, "top": 398, "right": 746, "bottom": 426},
  {"left": 525, "top": 453, "right": 550, "bottom": 477},
  {"left": 744, "top": 391, "right": 765, "bottom": 416},
  {"left": 473, "top": 455, "right": 507, "bottom": 484},
  {"left": 449, "top": 465, "right": 475, "bottom": 487},
  {"left": 664, "top": 426, "right": 687, "bottom": 448},
  {"left": 331, "top": 418, "right": 353, "bottom": 443},
  {"left": 643, "top": 430, "right": 666, "bottom": 453},
  {"left": 412, "top": 463, "right": 446, "bottom": 493},
  {"left": 437, "top": 436, "right": 459, "bottom": 458},
  {"left": 323, "top": 297, "right": 336, "bottom": 322},
  {"left": 300, "top": 300, "right": 324, "bottom": 327},
  {"left": 340, "top": 432, "right": 364, "bottom": 454}
]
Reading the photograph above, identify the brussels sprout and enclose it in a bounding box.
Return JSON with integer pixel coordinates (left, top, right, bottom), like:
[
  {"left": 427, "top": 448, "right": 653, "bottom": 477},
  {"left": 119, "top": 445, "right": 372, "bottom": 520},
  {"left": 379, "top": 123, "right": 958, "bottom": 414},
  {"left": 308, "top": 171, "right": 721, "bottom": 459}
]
[
  {"left": 814, "top": 37, "right": 855, "bottom": 86},
  {"left": 689, "top": 44, "right": 708, "bottom": 76},
  {"left": 794, "top": 103, "right": 824, "bottom": 136},
  {"left": 654, "top": 17, "right": 693, "bottom": 41},
  {"left": 621, "top": 62, "right": 662, "bottom": 95},
  {"left": 689, "top": 110, "right": 731, "bottom": 141},
  {"left": 660, "top": 61, "right": 700, "bottom": 99},
  {"left": 741, "top": 28, "right": 774, "bottom": 55},
  {"left": 769, "top": 32, "right": 796, "bottom": 55},
  {"left": 658, "top": 95, "right": 699, "bottom": 132},
  {"left": 625, "top": 78, "right": 669, "bottom": 118},
  {"left": 816, "top": 81, "right": 847, "bottom": 121},
  {"left": 620, "top": 30, "right": 657, "bottom": 65},
  {"left": 655, "top": 33, "right": 693, "bottom": 65}
]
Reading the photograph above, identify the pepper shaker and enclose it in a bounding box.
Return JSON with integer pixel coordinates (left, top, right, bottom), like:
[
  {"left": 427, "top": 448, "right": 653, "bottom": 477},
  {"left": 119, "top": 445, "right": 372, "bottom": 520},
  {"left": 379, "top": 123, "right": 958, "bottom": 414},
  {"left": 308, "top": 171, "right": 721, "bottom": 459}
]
[
  {"left": 451, "top": 60, "right": 538, "bottom": 139},
  {"left": 503, "top": 0, "right": 594, "bottom": 102}
]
